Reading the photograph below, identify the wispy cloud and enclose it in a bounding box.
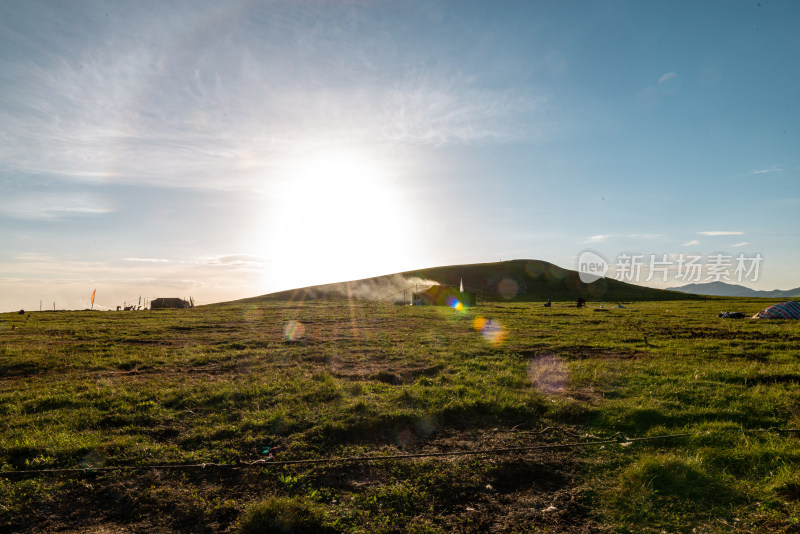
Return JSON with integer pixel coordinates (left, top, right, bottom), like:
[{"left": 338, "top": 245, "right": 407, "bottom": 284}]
[
  {"left": 731, "top": 242, "right": 749, "bottom": 247},
  {"left": 698, "top": 231, "right": 744, "bottom": 236},
  {"left": 752, "top": 167, "right": 783, "bottom": 175},
  {"left": 0, "top": 192, "right": 114, "bottom": 220},
  {"left": 124, "top": 258, "right": 171, "bottom": 263},
  {"left": 590, "top": 234, "right": 609, "bottom": 242},
  {"left": 201, "top": 255, "right": 266, "bottom": 268},
  {"left": 0, "top": 2, "right": 547, "bottom": 193},
  {"left": 626, "top": 233, "right": 663, "bottom": 240},
  {"left": 11, "top": 252, "right": 53, "bottom": 262},
  {"left": 682, "top": 240, "right": 700, "bottom": 246}
]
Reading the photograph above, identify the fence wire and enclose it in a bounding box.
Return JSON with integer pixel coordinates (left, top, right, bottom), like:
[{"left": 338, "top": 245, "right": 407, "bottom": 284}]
[{"left": 1, "top": 427, "right": 797, "bottom": 478}]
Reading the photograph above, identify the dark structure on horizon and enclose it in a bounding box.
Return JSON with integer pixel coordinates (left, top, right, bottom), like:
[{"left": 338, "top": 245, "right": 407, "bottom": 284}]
[
  {"left": 412, "top": 285, "right": 477, "bottom": 307},
  {"left": 150, "top": 297, "right": 192, "bottom": 309}
]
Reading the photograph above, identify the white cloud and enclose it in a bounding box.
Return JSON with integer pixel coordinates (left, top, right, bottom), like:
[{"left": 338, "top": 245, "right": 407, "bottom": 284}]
[
  {"left": 752, "top": 167, "right": 783, "bottom": 175},
  {"left": 201, "top": 255, "right": 267, "bottom": 267},
  {"left": 124, "top": 258, "right": 171, "bottom": 263},
  {"left": 697, "top": 231, "right": 744, "bottom": 236},
  {"left": 682, "top": 240, "right": 700, "bottom": 246},
  {"left": 590, "top": 234, "right": 609, "bottom": 242},
  {"left": 731, "top": 242, "right": 749, "bottom": 247}
]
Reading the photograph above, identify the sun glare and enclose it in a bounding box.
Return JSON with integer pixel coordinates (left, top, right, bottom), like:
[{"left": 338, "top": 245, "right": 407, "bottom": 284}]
[{"left": 262, "top": 147, "right": 415, "bottom": 291}]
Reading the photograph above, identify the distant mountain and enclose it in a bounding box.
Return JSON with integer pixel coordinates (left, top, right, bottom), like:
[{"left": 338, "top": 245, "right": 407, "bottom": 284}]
[
  {"left": 667, "top": 281, "right": 800, "bottom": 298},
  {"left": 232, "top": 259, "right": 700, "bottom": 304}
]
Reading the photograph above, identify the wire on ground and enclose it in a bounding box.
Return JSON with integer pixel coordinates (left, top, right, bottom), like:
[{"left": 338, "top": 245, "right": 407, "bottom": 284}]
[{"left": 6, "top": 428, "right": 799, "bottom": 478}]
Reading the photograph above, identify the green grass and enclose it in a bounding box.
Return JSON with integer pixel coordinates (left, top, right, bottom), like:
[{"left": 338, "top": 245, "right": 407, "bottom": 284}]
[{"left": 1, "top": 298, "right": 799, "bottom": 532}]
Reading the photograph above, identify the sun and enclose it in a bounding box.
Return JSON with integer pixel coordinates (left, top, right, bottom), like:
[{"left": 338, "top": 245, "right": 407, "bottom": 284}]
[{"left": 261, "top": 147, "right": 416, "bottom": 291}]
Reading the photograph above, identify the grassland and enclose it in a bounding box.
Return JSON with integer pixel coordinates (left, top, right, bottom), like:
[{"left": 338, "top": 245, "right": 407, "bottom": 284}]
[{"left": 1, "top": 298, "right": 799, "bottom": 532}]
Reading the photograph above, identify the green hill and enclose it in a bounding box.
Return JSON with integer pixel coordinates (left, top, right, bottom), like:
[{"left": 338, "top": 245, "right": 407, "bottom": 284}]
[
  {"left": 231, "top": 259, "right": 699, "bottom": 304},
  {"left": 403, "top": 259, "right": 699, "bottom": 302}
]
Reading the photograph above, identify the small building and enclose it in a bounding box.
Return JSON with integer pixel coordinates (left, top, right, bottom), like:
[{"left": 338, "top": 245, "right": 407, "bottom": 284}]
[
  {"left": 150, "top": 298, "right": 192, "bottom": 309},
  {"left": 412, "top": 285, "right": 477, "bottom": 307}
]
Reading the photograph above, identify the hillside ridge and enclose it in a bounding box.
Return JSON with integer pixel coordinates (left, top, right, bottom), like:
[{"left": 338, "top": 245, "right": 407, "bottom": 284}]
[{"left": 229, "top": 259, "right": 699, "bottom": 304}]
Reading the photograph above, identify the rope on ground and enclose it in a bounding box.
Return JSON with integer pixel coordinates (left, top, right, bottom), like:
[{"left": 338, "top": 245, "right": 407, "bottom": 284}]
[
  {"left": 0, "top": 437, "right": 631, "bottom": 477},
  {"left": 7, "top": 428, "right": 798, "bottom": 478},
  {"left": 746, "top": 427, "right": 800, "bottom": 434}
]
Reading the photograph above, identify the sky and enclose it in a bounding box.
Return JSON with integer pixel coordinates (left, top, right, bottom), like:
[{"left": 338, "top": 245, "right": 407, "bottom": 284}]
[{"left": 1, "top": 0, "right": 799, "bottom": 311}]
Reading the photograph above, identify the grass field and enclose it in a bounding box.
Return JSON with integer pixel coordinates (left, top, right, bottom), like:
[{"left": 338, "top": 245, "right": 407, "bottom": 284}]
[{"left": 1, "top": 298, "right": 799, "bottom": 532}]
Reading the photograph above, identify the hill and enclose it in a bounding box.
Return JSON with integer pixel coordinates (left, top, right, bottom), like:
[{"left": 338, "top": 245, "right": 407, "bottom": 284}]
[
  {"left": 667, "top": 281, "right": 800, "bottom": 298},
  {"left": 234, "top": 259, "right": 699, "bottom": 304}
]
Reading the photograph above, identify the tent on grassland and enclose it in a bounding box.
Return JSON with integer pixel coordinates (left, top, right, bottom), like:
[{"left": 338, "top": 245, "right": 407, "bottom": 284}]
[{"left": 752, "top": 301, "right": 800, "bottom": 319}]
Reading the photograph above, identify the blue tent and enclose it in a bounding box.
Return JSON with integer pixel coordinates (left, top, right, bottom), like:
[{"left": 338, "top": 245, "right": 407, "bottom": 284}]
[{"left": 753, "top": 301, "right": 800, "bottom": 319}]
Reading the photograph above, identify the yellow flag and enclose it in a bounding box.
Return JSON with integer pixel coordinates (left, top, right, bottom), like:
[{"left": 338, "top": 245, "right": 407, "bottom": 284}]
[{"left": 91, "top": 289, "right": 96, "bottom": 304}]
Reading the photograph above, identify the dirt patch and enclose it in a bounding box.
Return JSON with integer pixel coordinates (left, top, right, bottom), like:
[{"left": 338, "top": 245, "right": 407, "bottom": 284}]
[
  {"left": 4, "top": 428, "right": 599, "bottom": 533},
  {"left": 117, "top": 338, "right": 172, "bottom": 345},
  {"left": 329, "top": 359, "right": 443, "bottom": 385},
  {"left": 572, "top": 351, "right": 640, "bottom": 360},
  {"left": 511, "top": 348, "right": 640, "bottom": 361},
  {"left": 424, "top": 431, "right": 597, "bottom": 532}
]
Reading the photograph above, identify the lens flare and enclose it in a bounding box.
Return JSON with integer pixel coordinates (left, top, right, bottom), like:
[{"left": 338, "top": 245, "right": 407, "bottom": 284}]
[
  {"left": 447, "top": 295, "right": 464, "bottom": 311},
  {"left": 283, "top": 320, "right": 305, "bottom": 341},
  {"left": 525, "top": 261, "right": 544, "bottom": 278},
  {"left": 545, "top": 265, "right": 566, "bottom": 284},
  {"left": 393, "top": 426, "right": 415, "bottom": 447},
  {"left": 497, "top": 278, "right": 519, "bottom": 299},
  {"left": 243, "top": 306, "right": 264, "bottom": 322},
  {"left": 658, "top": 72, "right": 681, "bottom": 95},
  {"left": 81, "top": 450, "right": 107, "bottom": 469},
  {"left": 528, "top": 354, "right": 569, "bottom": 395},
  {"left": 472, "top": 316, "right": 506, "bottom": 345},
  {"left": 415, "top": 415, "right": 438, "bottom": 438}
]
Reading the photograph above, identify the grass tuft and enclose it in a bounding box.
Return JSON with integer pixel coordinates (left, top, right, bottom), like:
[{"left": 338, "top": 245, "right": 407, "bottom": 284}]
[{"left": 236, "top": 496, "right": 335, "bottom": 534}]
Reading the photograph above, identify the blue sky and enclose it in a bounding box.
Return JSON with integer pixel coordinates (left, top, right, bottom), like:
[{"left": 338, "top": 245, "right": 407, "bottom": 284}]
[{"left": 1, "top": 0, "right": 798, "bottom": 310}]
